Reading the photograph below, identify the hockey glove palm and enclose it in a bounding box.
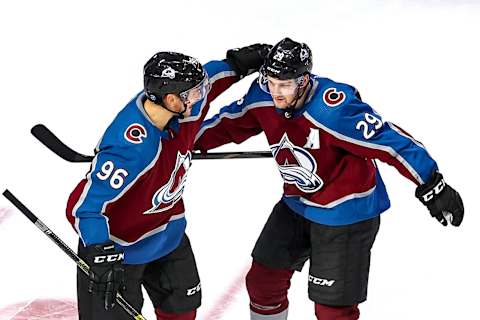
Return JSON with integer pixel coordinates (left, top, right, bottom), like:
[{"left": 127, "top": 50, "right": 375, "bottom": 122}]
[
  {"left": 415, "top": 172, "right": 464, "bottom": 226},
  {"left": 226, "top": 43, "right": 272, "bottom": 78},
  {"left": 84, "top": 241, "right": 125, "bottom": 310}
]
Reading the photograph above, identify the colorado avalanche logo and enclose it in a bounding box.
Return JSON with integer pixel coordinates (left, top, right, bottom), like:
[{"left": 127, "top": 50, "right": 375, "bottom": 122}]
[
  {"left": 271, "top": 134, "right": 323, "bottom": 193},
  {"left": 144, "top": 151, "right": 192, "bottom": 214},
  {"left": 161, "top": 66, "right": 176, "bottom": 79},
  {"left": 124, "top": 124, "right": 147, "bottom": 144},
  {"left": 323, "top": 88, "right": 346, "bottom": 107}
]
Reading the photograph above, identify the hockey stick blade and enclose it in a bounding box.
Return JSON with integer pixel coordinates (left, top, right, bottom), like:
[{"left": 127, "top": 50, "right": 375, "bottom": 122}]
[
  {"left": 31, "top": 124, "right": 94, "bottom": 162},
  {"left": 32, "top": 124, "right": 272, "bottom": 162},
  {"left": 2, "top": 189, "right": 148, "bottom": 320}
]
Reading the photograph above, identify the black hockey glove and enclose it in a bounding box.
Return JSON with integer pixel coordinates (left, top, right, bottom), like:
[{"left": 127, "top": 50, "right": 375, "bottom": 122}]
[
  {"left": 84, "top": 241, "right": 125, "bottom": 310},
  {"left": 415, "top": 171, "right": 464, "bottom": 226},
  {"left": 225, "top": 43, "right": 272, "bottom": 78}
]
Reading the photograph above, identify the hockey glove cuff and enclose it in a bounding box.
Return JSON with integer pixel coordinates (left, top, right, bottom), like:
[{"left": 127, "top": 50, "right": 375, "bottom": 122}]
[
  {"left": 415, "top": 171, "right": 464, "bottom": 226},
  {"left": 84, "top": 241, "right": 125, "bottom": 310}
]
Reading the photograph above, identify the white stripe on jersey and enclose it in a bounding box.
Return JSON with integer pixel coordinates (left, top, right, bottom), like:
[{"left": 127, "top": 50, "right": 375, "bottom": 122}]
[
  {"left": 304, "top": 112, "right": 424, "bottom": 184},
  {"left": 71, "top": 154, "right": 110, "bottom": 246},
  {"left": 100, "top": 139, "right": 163, "bottom": 214},
  {"left": 294, "top": 185, "right": 377, "bottom": 208},
  {"left": 72, "top": 135, "right": 164, "bottom": 245},
  {"left": 194, "top": 101, "right": 272, "bottom": 142},
  {"left": 386, "top": 121, "right": 426, "bottom": 149}
]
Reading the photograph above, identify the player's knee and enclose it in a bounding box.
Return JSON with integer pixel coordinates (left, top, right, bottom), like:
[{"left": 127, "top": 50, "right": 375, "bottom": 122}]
[
  {"left": 154, "top": 308, "right": 196, "bottom": 320},
  {"left": 246, "top": 261, "right": 294, "bottom": 315},
  {"left": 314, "top": 303, "right": 359, "bottom": 320}
]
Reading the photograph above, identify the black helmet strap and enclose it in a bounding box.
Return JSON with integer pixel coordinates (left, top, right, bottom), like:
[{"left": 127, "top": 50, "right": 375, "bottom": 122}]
[
  {"left": 156, "top": 94, "right": 187, "bottom": 120},
  {"left": 283, "top": 75, "right": 310, "bottom": 119}
]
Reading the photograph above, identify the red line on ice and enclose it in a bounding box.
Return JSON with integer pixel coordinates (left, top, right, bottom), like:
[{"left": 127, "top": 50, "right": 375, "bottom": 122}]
[
  {"left": 0, "top": 298, "right": 77, "bottom": 319},
  {"left": 0, "top": 207, "right": 13, "bottom": 225},
  {"left": 201, "top": 264, "right": 250, "bottom": 320}
]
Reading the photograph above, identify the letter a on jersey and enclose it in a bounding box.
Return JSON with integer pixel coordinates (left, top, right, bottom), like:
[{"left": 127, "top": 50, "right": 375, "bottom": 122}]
[
  {"left": 144, "top": 151, "right": 192, "bottom": 214},
  {"left": 304, "top": 128, "right": 320, "bottom": 150},
  {"left": 271, "top": 133, "right": 323, "bottom": 193}
]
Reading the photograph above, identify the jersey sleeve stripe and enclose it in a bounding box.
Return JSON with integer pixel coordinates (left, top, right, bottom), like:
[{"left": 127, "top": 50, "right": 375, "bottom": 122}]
[
  {"left": 304, "top": 112, "right": 425, "bottom": 184},
  {"left": 99, "top": 140, "right": 164, "bottom": 215},
  {"left": 194, "top": 101, "right": 271, "bottom": 142},
  {"left": 296, "top": 185, "right": 376, "bottom": 208},
  {"left": 71, "top": 155, "right": 110, "bottom": 246},
  {"left": 386, "top": 122, "right": 426, "bottom": 149},
  {"left": 72, "top": 139, "right": 164, "bottom": 245},
  {"left": 210, "top": 70, "right": 236, "bottom": 83}
]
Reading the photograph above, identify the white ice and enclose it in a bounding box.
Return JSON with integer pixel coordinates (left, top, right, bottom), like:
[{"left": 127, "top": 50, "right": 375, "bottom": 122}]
[{"left": 1, "top": 0, "right": 479, "bottom": 319}]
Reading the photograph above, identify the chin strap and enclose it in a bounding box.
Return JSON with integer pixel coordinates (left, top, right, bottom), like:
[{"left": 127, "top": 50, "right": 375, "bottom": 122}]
[
  {"left": 283, "top": 81, "right": 310, "bottom": 119},
  {"left": 157, "top": 97, "right": 187, "bottom": 119},
  {"left": 176, "top": 102, "right": 187, "bottom": 119}
]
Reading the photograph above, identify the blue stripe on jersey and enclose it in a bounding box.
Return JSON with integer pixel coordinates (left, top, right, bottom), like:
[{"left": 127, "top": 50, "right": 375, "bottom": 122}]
[
  {"left": 116, "top": 217, "right": 186, "bottom": 264},
  {"left": 283, "top": 168, "right": 391, "bottom": 225}
]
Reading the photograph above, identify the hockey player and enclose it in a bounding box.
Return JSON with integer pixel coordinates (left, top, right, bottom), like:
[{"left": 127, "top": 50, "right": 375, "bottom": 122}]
[
  {"left": 66, "top": 45, "right": 271, "bottom": 320},
  {"left": 194, "top": 38, "right": 464, "bottom": 320}
]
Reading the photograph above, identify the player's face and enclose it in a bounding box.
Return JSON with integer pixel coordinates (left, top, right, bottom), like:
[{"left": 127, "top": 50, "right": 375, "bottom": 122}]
[
  {"left": 164, "top": 94, "right": 191, "bottom": 116},
  {"left": 179, "top": 76, "right": 211, "bottom": 116},
  {"left": 265, "top": 76, "right": 302, "bottom": 109}
]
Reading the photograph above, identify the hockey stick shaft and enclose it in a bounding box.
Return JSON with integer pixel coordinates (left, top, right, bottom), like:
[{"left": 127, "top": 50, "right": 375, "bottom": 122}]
[
  {"left": 31, "top": 124, "right": 272, "bottom": 162},
  {"left": 2, "top": 189, "right": 147, "bottom": 320}
]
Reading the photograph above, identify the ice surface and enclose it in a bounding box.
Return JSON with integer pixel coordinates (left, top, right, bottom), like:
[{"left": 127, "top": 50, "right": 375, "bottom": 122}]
[{"left": 0, "top": 0, "right": 479, "bottom": 319}]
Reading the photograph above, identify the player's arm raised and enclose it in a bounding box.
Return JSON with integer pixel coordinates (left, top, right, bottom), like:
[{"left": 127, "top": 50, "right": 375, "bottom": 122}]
[
  {"left": 194, "top": 81, "right": 268, "bottom": 152},
  {"left": 197, "top": 44, "right": 272, "bottom": 114}
]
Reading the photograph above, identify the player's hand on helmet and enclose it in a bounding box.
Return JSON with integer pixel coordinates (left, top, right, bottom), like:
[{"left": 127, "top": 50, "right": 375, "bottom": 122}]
[
  {"left": 415, "top": 171, "right": 464, "bottom": 226},
  {"left": 84, "top": 241, "right": 125, "bottom": 310},
  {"left": 226, "top": 43, "right": 272, "bottom": 78}
]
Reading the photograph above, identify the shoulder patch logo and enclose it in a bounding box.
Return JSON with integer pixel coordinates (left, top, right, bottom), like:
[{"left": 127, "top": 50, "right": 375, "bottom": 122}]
[
  {"left": 124, "top": 123, "right": 147, "bottom": 144},
  {"left": 323, "top": 88, "right": 346, "bottom": 107}
]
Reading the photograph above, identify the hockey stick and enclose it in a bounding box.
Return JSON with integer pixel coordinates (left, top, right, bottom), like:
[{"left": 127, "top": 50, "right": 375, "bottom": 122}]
[
  {"left": 2, "top": 190, "right": 147, "bottom": 320},
  {"left": 31, "top": 124, "right": 272, "bottom": 162}
]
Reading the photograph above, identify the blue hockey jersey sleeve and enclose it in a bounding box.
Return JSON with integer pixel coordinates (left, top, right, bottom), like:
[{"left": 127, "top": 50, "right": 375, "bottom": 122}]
[
  {"left": 71, "top": 143, "right": 145, "bottom": 246},
  {"left": 305, "top": 82, "right": 438, "bottom": 185}
]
